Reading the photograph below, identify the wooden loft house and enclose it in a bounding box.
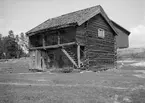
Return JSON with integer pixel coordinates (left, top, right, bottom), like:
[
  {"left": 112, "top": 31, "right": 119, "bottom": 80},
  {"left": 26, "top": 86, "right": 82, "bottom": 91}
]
[{"left": 26, "top": 5, "right": 130, "bottom": 71}]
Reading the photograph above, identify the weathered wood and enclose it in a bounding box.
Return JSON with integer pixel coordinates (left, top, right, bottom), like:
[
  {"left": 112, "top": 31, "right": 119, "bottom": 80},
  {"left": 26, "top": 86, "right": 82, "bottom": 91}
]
[
  {"left": 75, "top": 14, "right": 116, "bottom": 70},
  {"left": 86, "top": 32, "right": 114, "bottom": 42},
  {"left": 29, "top": 12, "right": 117, "bottom": 71},
  {"left": 42, "top": 34, "right": 45, "bottom": 47},
  {"left": 27, "top": 23, "right": 77, "bottom": 36},
  {"left": 29, "top": 50, "right": 43, "bottom": 70},
  {"left": 61, "top": 48, "right": 78, "bottom": 68},
  {"left": 29, "top": 42, "right": 76, "bottom": 50},
  {"left": 57, "top": 31, "right": 60, "bottom": 44},
  {"left": 77, "top": 45, "right": 81, "bottom": 68},
  {"left": 88, "top": 53, "right": 115, "bottom": 59},
  {"left": 29, "top": 50, "right": 36, "bottom": 69},
  {"left": 76, "top": 24, "right": 87, "bottom": 45}
]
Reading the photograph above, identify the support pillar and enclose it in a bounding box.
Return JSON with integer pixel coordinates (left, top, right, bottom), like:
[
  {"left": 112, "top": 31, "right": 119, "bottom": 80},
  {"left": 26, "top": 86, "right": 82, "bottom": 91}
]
[
  {"left": 77, "top": 44, "right": 81, "bottom": 68},
  {"left": 42, "top": 34, "right": 45, "bottom": 47},
  {"left": 57, "top": 31, "right": 60, "bottom": 44}
]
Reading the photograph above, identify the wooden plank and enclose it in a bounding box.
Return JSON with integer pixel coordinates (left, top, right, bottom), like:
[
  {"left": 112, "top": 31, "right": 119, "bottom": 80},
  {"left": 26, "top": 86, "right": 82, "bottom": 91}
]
[
  {"left": 29, "top": 51, "right": 36, "bottom": 69},
  {"left": 41, "top": 50, "right": 47, "bottom": 70},
  {"left": 61, "top": 48, "right": 78, "bottom": 68},
  {"left": 37, "top": 50, "right": 42, "bottom": 70},
  {"left": 29, "top": 42, "right": 76, "bottom": 50},
  {"left": 77, "top": 45, "right": 81, "bottom": 68},
  {"left": 58, "top": 36, "right": 60, "bottom": 44}
]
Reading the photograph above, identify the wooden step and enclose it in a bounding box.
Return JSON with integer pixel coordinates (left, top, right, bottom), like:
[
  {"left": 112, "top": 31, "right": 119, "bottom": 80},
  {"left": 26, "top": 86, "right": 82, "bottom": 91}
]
[{"left": 61, "top": 48, "right": 78, "bottom": 68}]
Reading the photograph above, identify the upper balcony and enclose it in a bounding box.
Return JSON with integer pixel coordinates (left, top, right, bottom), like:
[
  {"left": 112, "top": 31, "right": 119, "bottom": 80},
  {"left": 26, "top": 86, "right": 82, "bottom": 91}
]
[{"left": 29, "top": 27, "right": 76, "bottom": 50}]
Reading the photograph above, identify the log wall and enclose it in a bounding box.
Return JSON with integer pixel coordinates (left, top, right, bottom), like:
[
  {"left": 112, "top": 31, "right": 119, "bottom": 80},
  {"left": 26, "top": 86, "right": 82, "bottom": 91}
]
[{"left": 76, "top": 14, "right": 117, "bottom": 71}]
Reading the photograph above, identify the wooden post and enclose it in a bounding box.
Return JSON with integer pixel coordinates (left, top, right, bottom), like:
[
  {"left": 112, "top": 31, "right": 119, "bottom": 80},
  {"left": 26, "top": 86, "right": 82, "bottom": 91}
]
[
  {"left": 58, "top": 35, "right": 60, "bottom": 44},
  {"left": 77, "top": 45, "right": 81, "bottom": 68},
  {"left": 57, "top": 31, "right": 60, "bottom": 44},
  {"left": 42, "top": 34, "right": 45, "bottom": 47}
]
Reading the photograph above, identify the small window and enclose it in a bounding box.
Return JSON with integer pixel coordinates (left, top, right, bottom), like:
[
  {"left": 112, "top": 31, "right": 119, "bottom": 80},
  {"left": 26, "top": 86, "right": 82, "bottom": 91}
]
[{"left": 98, "top": 28, "right": 105, "bottom": 38}]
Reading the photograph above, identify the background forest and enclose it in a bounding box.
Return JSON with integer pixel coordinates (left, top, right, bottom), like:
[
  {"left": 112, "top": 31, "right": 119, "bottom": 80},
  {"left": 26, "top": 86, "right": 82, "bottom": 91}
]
[{"left": 0, "top": 30, "right": 28, "bottom": 59}]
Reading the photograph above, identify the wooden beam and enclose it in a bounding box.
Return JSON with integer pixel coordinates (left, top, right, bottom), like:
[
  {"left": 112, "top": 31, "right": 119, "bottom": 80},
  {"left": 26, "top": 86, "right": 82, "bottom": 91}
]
[
  {"left": 77, "top": 45, "right": 81, "bottom": 68},
  {"left": 42, "top": 34, "right": 45, "bottom": 47},
  {"left": 29, "top": 42, "right": 76, "bottom": 50},
  {"left": 57, "top": 31, "right": 60, "bottom": 44},
  {"left": 58, "top": 36, "right": 60, "bottom": 44},
  {"left": 61, "top": 48, "right": 78, "bottom": 68}
]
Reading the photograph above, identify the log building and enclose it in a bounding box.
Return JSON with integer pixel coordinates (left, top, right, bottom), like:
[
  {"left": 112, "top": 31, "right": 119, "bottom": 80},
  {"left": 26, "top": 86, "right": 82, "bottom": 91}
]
[{"left": 26, "top": 5, "right": 130, "bottom": 71}]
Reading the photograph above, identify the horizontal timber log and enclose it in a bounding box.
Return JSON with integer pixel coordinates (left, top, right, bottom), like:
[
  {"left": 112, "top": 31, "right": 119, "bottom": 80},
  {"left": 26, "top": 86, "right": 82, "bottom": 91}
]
[
  {"left": 89, "top": 57, "right": 115, "bottom": 60},
  {"left": 87, "top": 44, "right": 114, "bottom": 50},
  {"left": 88, "top": 54, "right": 115, "bottom": 59},
  {"left": 87, "top": 38, "right": 114, "bottom": 45},
  {"left": 86, "top": 47, "right": 114, "bottom": 52},
  {"left": 86, "top": 49, "right": 114, "bottom": 53},
  {"left": 89, "top": 60, "right": 114, "bottom": 65},
  {"left": 86, "top": 33, "right": 114, "bottom": 42},
  {"left": 29, "top": 42, "right": 76, "bottom": 50},
  {"left": 87, "top": 43, "right": 114, "bottom": 49},
  {"left": 87, "top": 52, "right": 115, "bottom": 56},
  {"left": 88, "top": 23, "right": 112, "bottom": 32}
]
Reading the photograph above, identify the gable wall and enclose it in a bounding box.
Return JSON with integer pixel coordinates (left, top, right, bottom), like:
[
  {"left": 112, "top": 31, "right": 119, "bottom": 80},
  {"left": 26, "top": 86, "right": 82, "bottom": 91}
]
[{"left": 76, "top": 14, "right": 117, "bottom": 70}]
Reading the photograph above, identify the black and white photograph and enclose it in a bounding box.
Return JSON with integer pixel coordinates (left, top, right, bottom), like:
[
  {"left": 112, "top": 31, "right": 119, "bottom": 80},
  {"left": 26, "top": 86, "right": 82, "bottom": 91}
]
[{"left": 0, "top": 0, "right": 145, "bottom": 102}]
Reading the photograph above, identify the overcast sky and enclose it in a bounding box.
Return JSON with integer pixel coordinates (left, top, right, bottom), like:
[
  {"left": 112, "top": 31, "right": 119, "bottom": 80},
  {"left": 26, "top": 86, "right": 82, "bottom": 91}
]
[{"left": 1, "top": 0, "right": 145, "bottom": 48}]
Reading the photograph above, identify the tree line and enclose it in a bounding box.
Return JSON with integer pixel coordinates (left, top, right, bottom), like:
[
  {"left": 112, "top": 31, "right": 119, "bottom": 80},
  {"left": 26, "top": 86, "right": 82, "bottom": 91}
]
[{"left": 0, "top": 30, "right": 28, "bottom": 59}]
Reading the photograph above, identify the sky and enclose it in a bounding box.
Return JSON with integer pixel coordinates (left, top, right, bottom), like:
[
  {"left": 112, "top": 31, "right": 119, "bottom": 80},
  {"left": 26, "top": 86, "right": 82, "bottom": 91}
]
[{"left": 1, "top": 0, "right": 145, "bottom": 48}]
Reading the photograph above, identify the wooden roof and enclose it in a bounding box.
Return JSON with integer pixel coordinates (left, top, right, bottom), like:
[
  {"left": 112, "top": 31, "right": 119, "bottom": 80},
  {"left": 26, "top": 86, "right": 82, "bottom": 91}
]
[{"left": 26, "top": 5, "right": 119, "bottom": 36}]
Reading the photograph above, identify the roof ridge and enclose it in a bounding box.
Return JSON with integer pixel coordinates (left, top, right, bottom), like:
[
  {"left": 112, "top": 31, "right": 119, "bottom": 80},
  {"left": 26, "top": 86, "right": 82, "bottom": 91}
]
[
  {"left": 42, "top": 5, "right": 100, "bottom": 22},
  {"left": 59, "top": 5, "right": 100, "bottom": 17}
]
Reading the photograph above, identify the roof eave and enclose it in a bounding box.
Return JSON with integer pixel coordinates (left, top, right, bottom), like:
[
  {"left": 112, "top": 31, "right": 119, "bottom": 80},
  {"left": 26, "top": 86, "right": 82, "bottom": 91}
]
[{"left": 26, "top": 23, "right": 78, "bottom": 36}]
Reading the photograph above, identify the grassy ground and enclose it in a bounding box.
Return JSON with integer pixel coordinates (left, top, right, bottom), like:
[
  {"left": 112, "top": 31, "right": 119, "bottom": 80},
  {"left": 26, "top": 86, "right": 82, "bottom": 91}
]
[{"left": 0, "top": 58, "right": 145, "bottom": 103}]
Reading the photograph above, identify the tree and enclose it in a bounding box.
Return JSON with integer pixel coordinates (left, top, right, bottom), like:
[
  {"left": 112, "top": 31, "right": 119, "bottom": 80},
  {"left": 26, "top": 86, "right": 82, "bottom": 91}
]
[
  {"left": 0, "top": 34, "right": 2, "bottom": 39},
  {"left": 15, "top": 35, "right": 19, "bottom": 42},
  {"left": 0, "top": 34, "right": 3, "bottom": 59},
  {"left": 20, "top": 32, "right": 25, "bottom": 41},
  {"left": 0, "top": 31, "right": 28, "bottom": 59},
  {"left": 19, "top": 32, "right": 29, "bottom": 54},
  {"left": 8, "top": 30, "right": 14, "bottom": 38},
  {"left": 3, "top": 36, "right": 18, "bottom": 59}
]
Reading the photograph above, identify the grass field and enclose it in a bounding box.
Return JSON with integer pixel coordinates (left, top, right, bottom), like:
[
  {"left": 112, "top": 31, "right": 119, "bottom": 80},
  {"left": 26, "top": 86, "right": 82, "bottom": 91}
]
[{"left": 0, "top": 57, "right": 145, "bottom": 103}]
